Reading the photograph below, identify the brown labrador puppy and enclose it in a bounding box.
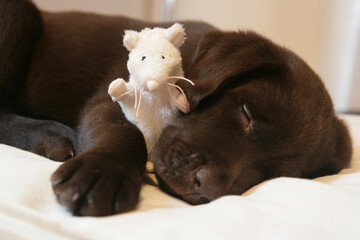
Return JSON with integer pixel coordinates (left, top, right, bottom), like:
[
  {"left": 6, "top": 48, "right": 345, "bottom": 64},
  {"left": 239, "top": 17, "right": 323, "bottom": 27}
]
[{"left": 0, "top": 0, "right": 352, "bottom": 215}]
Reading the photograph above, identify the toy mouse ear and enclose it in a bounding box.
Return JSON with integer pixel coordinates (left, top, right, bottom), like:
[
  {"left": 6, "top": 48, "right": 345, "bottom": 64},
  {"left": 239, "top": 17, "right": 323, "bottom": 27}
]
[
  {"left": 166, "top": 23, "right": 186, "bottom": 48},
  {"left": 123, "top": 30, "right": 140, "bottom": 51}
]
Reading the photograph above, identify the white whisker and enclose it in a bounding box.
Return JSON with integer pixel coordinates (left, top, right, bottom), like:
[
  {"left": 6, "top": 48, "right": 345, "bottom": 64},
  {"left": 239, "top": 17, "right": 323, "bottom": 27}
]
[
  {"left": 167, "top": 83, "right": 187, "bottom": 100},
  {"left": 136, "top": 85, "right": 146, "bottom": 118},
  {"left": 166, "top": 83, "right": 187, "bottom": 109},
  {"left": 168, "top": 76, "right": 195, "bottom": 86},
  {"left": 115, "top": 87, "right": 135, "bottom": 100},
  {"left": 134, "top": 82, "right": 139, "bottom": 109}
]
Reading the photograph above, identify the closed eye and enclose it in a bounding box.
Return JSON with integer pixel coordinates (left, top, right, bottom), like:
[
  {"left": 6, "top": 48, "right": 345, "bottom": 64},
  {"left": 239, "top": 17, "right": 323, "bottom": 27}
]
[
  {"left": 240, "top": 103, "right": 251, "bottom": 131},
  {"left": 240, "top": 103, "right": 271, "bottom": 139}
]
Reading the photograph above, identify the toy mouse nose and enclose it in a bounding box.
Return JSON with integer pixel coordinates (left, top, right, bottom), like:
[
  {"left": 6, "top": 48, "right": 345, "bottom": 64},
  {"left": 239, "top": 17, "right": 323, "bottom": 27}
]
[{"left": 147, "top": 80, "right": 159, "bottom": 91}]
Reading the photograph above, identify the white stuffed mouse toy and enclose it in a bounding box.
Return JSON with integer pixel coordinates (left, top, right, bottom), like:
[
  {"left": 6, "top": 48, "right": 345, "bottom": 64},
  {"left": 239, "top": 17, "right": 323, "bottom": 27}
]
[{"left": 108, "top": 23, "right": 193, "bottom": 171}]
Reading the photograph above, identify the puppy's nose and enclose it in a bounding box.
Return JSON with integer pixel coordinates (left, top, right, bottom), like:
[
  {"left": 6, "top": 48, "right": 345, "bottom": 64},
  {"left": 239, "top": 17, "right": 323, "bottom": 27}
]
[
  {"left": 194, "top": 167, "right": 209, "bottom": 189},
  {"left": 191, "top": 167, "right": 222, "bottom": 204}
]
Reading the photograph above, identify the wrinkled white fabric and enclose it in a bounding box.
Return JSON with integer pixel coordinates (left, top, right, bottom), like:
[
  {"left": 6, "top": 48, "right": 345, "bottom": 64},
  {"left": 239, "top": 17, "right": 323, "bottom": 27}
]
[{"left": 0, "top": 114, "right": 359, "bottom": 240}]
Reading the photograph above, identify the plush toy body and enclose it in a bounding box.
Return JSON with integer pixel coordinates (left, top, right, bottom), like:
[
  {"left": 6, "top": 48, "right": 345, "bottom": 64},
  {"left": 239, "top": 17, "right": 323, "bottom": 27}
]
[{"left": 108, "top": 24, "right": 192, "bottom": 170}]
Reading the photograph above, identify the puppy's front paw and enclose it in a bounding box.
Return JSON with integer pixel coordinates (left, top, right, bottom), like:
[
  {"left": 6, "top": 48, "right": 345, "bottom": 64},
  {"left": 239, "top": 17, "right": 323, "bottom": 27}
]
[
  {"left": 108, "top": 78, "right": 127, "bottom": 101},
  {"left": 51, "top": 152, "right": 142, "bottom": 216}
]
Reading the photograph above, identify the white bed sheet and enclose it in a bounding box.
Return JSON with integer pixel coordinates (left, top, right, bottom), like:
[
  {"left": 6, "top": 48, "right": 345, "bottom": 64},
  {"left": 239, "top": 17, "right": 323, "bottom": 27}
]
[{"left": 0, "top": 114, "right": 360, "bottom": 240}]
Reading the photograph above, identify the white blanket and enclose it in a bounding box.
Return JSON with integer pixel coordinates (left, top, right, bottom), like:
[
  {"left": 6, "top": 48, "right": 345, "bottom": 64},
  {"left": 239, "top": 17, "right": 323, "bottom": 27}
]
[{"left": 1, "top": 115, "right": 360, "bottom": 240}]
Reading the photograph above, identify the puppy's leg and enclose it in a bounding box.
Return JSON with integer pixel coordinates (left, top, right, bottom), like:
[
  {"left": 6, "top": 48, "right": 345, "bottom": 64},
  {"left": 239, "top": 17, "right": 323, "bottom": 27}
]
[
  {"left": 51, "top": 91, "right": 147, "bottom": 216},
  {"left": 0, "top": 0, "right": 76, "bottom": 161},
  {"left": 0, "top": 110, "right": 77, "bottom": 161}
]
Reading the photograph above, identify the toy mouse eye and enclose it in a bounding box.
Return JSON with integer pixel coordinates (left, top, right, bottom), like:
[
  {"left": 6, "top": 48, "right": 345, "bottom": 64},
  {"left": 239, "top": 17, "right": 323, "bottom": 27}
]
[
  {"left": 161, "top": 55, "right": 165, "bottom": 59},
  {"left": 141, "top": 56, "right": 146, "bottom": 61}
]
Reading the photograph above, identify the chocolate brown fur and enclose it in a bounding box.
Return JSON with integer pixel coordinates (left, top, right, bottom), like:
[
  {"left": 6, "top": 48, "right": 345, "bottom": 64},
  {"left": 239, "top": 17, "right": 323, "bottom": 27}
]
[
  {"left": 0, "top": 0, "right": 352, "bottom": 214},
  {"left": 153, "top": 31, "right": 352, "bottom": 204}
]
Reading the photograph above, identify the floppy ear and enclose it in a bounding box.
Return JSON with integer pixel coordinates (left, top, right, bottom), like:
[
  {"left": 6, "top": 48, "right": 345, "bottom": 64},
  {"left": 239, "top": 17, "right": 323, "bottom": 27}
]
[
  {"left": 166, "top": 23, "right": 186, "bottom": 48},
  {"left": 123, "top": 30, "right": 140, "bottom": 51},
  {"left": 181, "top": 31, "right": 286, "bottom": 110},
  {"left": 329, "top": 117, "right": 352, "bottom": 171}
]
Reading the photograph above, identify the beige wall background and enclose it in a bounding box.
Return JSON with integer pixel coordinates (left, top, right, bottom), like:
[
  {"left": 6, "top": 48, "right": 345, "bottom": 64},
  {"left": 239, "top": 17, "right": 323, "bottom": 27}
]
[
  {"left": 33, "top": 0, "right": 360, "bottom": 113},
  {"left": 33, "top": 0, "right": 159, "bottom": 21}
]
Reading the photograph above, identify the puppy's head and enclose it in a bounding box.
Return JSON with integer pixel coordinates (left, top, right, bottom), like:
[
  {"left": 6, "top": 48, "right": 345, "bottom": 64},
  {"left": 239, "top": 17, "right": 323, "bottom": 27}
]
[{"left": 152, "top": 31, "right": 352, "bottom": 204}]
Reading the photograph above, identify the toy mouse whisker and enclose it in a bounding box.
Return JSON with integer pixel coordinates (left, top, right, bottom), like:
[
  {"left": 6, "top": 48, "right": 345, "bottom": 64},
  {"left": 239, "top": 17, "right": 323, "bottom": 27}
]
[
  {"left": 136, "top": 85, "right": 146, "bottom": 118},
  {"left": 168, "top": 76, "right": 195, "bottom": 86},
  {"left": 115, "top": 87, "right": 135, "bottom": 100},
  {"left": 167, "top": 83, "right": 187, "bottom": 101},
  {"left": 166, "top": 83, "right": 187, "bottom": 110},
  {"left": 134, "top": 82, "right": 139, "bottom": 109}
]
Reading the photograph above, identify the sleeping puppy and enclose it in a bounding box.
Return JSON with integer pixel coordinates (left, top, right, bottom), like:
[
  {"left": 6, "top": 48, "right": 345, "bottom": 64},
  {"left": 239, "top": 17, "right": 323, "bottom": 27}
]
[
  {"left": 153, "top": 31, "right": 353, "bottom": 204},
  {"left": 0, "top": 0, "right": 352, "bottom": 215}
]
